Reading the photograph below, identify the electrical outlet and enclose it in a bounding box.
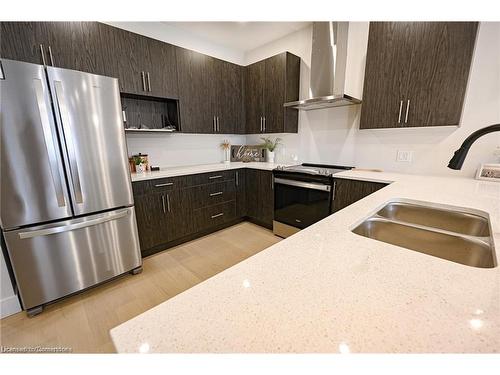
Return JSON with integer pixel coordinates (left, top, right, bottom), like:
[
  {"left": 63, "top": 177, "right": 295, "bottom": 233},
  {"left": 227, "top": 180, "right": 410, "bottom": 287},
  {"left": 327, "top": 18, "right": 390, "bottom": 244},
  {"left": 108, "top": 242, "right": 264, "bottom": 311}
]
[{"left": 396, "top": 150, "right": 413, "bottom": 162}]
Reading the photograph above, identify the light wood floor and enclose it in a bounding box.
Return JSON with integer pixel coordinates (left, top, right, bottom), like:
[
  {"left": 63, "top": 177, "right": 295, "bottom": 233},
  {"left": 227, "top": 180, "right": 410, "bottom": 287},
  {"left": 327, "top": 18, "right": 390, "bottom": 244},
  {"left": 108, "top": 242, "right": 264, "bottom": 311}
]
[{"left": 0, "top": 222, "right": 281, "bottom": 353}]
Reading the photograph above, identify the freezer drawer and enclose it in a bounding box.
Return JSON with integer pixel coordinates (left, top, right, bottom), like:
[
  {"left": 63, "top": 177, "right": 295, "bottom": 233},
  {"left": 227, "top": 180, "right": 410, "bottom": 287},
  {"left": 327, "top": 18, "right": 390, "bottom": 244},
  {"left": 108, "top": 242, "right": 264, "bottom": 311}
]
[{"left": 4, "top": 207, "right": 141, "bottom": 310}]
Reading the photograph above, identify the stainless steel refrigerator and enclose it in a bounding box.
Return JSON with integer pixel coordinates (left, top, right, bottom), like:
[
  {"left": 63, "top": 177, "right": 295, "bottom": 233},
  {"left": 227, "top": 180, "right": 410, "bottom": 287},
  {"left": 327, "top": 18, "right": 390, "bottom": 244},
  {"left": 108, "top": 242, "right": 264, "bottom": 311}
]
[{"left": 0, "top": 59, "right": 142, "bottom": 316}]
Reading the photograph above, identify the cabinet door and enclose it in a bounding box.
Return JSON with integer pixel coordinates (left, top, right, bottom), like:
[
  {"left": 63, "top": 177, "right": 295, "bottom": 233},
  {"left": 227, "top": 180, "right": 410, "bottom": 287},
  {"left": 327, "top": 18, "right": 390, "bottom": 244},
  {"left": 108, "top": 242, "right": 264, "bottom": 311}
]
[
  {"left": 264, "top": 53, "right": 286, "bottom": 133},
  {"left": 245, "top": 169, "right": 260, "bottom": 220},
  {"left": 259, "top": 170, "right": 274, "bottom": 228},
  {"left": 217, "top": 60, "right": 243, "bottom": 134},
  {"left": 404, "top": 22, "right": 478, "bottom": 127},
  {"left": 165, "top": 189, "right": 194, "bottom": 241},
  {"left": 176, "top": 48, "right": 216, "bottom": 133},
  {"left": 235, "top": 169, "right": 246, "bottom": 218},
  {"left": 144, "top": 38, "right": 179, "bottom": 99},
  {"left": 0, "top": 22, "right": 44, "bottom": 64},
  {"left": 359, "top": 22, "right": 415, "bottom": 129},
  {"left": 43, "top": 22, "right": 107, "bottom": 75},
  {"left": 244, "top": 60, "right": 265, "bottom": 134},
  {"left": 99, "top": 25, "right": 145, "bottom": 94},
  {"left": 332, "top": 178, "right": 387, "bottom": 213},
  {"left": 134, "top": 192, "right": 169, "bottom": 252}
]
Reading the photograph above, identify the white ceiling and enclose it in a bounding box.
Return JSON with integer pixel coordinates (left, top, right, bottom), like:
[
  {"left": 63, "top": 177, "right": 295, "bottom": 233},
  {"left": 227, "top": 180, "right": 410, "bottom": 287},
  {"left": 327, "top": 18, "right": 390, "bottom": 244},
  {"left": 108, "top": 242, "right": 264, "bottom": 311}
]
[{"left": 165, "top": 22, "right": 311, "bottom": 52}]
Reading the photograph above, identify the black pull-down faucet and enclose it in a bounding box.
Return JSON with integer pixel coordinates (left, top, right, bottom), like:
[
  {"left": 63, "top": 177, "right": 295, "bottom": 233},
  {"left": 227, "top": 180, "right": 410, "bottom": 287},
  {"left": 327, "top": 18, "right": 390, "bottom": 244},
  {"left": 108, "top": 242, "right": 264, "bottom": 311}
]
[{"left": 448, "top": 124, "right": 500, "bottom": 170}]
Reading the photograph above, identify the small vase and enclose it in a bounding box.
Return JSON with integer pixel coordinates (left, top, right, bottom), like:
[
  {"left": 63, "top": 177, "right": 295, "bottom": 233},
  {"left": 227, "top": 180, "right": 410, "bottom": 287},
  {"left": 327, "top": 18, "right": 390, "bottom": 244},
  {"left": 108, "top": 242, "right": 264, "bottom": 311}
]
[
  {"left": 266, "top": 150, "right": 275, "bottom": 163},
  {"left": 136, "top": 163, "right": 145, "bottom": 173},
  {"left": 223, "top": 148, "right": 230, "bottom": 164}
]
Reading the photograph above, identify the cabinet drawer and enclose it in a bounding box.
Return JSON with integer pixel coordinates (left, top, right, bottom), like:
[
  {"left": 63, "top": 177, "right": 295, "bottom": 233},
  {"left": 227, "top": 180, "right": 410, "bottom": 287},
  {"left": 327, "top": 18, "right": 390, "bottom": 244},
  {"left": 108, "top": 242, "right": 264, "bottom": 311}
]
[
  {"left": 194, "top": 201, "right": 236, "bottom": 231},
  {"left": 184, "top": 170, "right": 236, "bottom": 187},
  {"left": 190, "top": 180, "right": 236, "bottom": 209},
  {"left": 149, "top": 176, "right": 186, "bottom": 191}
]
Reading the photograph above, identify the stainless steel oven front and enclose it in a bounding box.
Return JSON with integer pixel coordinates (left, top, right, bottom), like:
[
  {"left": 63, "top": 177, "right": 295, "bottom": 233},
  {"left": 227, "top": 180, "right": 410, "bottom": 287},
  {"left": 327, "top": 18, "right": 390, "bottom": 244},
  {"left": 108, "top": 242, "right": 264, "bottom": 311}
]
[{"left": 273, "top": 176, "right": 333, "bottom": 238}]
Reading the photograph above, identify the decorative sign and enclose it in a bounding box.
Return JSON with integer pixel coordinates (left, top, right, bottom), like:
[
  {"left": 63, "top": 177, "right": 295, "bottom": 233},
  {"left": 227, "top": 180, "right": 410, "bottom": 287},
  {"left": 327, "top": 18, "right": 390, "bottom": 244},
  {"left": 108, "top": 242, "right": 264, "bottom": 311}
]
[
  {"left": 230, "top": 145, "right": 266, "bottom": 162},
  {"left": 476, "top": 163, "right": 500, "bottom": 182}
]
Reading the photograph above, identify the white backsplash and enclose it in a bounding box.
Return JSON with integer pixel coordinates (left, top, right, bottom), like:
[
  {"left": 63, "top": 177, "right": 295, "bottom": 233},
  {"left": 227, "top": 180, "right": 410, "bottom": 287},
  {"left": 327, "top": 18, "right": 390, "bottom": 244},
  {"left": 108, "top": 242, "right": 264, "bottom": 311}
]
[{"left": 126, "top": 132, "right": 246, "bottom": 167}]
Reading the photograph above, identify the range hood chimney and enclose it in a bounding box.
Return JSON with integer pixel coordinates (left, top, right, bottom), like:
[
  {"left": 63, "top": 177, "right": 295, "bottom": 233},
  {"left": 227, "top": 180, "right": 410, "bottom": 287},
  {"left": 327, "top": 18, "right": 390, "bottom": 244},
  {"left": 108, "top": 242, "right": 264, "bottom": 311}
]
[{"left": 284, "top": 22, "right": 362, "bottom": 111}]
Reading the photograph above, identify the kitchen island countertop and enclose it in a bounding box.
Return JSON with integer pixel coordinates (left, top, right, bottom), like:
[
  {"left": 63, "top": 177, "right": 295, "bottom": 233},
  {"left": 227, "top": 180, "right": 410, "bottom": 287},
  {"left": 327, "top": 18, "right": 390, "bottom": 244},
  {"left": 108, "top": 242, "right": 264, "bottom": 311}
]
[{"left": 112, "top": 170, "right": 500, "bottom": 353}]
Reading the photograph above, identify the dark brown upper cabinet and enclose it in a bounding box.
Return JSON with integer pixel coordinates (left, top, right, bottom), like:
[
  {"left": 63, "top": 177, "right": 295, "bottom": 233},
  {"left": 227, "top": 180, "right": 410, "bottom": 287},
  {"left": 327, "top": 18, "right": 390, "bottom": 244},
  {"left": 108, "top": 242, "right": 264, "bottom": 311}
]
[
  {"left": 216, "top": 60, "right": 244, "bottom": 134},
  {"left": 176, "top": 48, "right": 243, "bottom": 134},
  {"left": 99, "top": 24, "right": 178, "bottom": 99},
  {"left": 244, "top": 52, "right": 300, "bottom": 134},
  {"left": 360, "top": 22, "right": 478, "bottom": 129},
  {"left": 176, "top": 48, "right": 215, "bottom": 133},
  {"left": 0, "top": 22, "right": 107, "bottom": 76}
]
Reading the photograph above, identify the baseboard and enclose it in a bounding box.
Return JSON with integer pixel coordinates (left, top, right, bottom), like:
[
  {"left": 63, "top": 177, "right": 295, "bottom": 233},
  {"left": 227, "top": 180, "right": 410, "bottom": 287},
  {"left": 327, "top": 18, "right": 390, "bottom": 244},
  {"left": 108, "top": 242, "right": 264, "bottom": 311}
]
[{"left": 0, "top": 294, "right": 21, "bottom": 319}]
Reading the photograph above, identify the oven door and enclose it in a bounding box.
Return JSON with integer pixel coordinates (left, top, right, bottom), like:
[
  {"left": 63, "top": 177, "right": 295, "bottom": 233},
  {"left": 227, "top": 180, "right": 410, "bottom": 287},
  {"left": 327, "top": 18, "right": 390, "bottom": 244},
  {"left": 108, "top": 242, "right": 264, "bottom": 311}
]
[{"left": 274, "top": 177, "right": 332, "bottom": 230}]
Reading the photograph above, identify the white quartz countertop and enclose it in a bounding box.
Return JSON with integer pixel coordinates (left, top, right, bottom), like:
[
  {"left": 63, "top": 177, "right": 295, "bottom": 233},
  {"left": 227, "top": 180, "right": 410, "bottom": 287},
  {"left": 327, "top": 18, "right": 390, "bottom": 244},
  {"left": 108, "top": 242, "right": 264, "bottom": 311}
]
[
  {"left": 112, "top": 170, "right": 500, "bottom": 353},
  {"left": 130, "top": 162, "right": 286, "bottom": 182}
]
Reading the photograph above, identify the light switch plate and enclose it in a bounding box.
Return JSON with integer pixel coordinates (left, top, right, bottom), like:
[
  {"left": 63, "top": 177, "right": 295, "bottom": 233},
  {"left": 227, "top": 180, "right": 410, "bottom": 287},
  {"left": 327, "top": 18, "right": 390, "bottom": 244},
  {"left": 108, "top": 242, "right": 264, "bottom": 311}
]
[{"left": 396, "top": 150, "right": 413, "bottom": 162}]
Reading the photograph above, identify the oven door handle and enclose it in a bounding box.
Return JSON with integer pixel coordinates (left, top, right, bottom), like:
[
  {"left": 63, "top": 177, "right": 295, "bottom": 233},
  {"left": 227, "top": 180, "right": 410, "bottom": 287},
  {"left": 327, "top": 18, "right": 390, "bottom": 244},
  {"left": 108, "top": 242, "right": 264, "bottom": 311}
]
[{"left": 274, "top": 178, "right": 331, "bottom": 192}]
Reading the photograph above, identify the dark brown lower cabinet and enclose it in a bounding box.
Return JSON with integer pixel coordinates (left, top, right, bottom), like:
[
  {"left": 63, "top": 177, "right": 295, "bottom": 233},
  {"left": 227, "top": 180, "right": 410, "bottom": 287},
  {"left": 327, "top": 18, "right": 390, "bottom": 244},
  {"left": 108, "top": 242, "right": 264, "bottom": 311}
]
[
  {"left": 235, "top": 169, "right": 246, "bottom": 218},
  {"left": 245, "top": 169, "right": 274, "bottom": 228},
  {"left": 332, "top": 178, "right": 388, "bottom": 213},
  {"left": 133, "top": 168, "right": 274, "bottom": 257}
]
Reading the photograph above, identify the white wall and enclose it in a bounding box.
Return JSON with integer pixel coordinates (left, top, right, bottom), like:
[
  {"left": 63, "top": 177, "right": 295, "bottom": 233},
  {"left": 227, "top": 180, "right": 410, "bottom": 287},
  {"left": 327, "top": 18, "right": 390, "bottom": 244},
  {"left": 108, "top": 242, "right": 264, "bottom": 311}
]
[
  {"left": 1, "top": 245, "right": 21, "bottom": 318},
  {"left": 104, "top": 22, "right": 245, "bottom": 64},
  {"left": 246, "top": 22, "right": 500, "bottom": 177}
]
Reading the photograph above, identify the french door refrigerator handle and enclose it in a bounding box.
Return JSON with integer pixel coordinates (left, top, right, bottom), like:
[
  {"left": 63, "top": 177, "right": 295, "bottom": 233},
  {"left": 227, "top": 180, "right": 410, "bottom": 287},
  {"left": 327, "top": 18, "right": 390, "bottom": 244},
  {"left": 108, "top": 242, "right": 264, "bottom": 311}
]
[
  {"left": 33, "top": 79, "right": 66, "bottom": 207},
  {"left": 53, "top": 80, "right": 84, "bottom": 204},
  {"left": 18, "top": 209, "right": 129, "bottom": 239}
]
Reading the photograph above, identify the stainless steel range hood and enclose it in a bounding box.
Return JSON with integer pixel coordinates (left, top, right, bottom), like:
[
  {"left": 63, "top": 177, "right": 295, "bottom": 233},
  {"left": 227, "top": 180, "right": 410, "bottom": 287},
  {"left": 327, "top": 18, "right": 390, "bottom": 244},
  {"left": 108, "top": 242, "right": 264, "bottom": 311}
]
[{"left": 284, "top": 22, "right": 361, "bottom": 111}]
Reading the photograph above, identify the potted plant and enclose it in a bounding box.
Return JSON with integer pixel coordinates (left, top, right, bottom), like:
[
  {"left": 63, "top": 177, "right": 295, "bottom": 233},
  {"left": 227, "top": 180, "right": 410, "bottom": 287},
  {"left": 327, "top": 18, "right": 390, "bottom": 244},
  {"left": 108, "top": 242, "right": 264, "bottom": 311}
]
[{"left": 260, "top": 137, "right": 282, "bottom": 163}]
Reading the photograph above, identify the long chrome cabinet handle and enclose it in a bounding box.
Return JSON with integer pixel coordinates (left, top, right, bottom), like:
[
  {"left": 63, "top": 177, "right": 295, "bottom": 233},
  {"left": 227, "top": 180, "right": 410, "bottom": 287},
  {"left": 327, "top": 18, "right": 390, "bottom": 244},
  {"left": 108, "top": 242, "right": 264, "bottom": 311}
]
[
  {"left": 48, "top": 46, "right": 55, "bottom": 66},
  {"left": 33, "top": 79, "right": 66, "bottom": 207},
  {"left": 274, "top": 178, "right": 331, "bottom": 192},
  {"left": 161, "top": 195, "right": 166, "bottom": 214},
  {"left": 397, "top": 100, "right": 403, "bottom": 123},
  {"left": 141, "top": 71, "right": 146, "bottom": 92},
  {"left": 154, "top": 182, "right": 173, "bottom": 187},
  {"left": 263, "top": 116, "right": 266, "bottom": 132},
  {"left": 211, "top": 213, "right": 223, "bottom": 219},
  {"left": 166, "top": 193, "right": 171, "bottom": 212},
  {"left": 213, "top": 116, "right": 216, "bottom": 132},
  {"left": 404, "top": 99, "right": 410, "bottom": 124},
  {"left": 39, "top": 44, "right": 47, "bottom": 66},
  {"left": 235, "top": 171, "right": 239, "bottom": 186},
  {"left": 217, "top": 117, "right": 220, "bottom": 132},
  {"left": 146, "top": 72, "right": 151, "bottom": 92},
  {"left": 18, "top": 209, "right": 129, "bottom": 239},
  {"left": 260, "top": 117, "right": 263, "bottom": 132},
  {"left": 209, "top": 175, "right": 222, "bottom": 179},
  {"left": 54, "top": 81, "right": 83, "bottom": 204},
  {"left": 210, "top": 191, "right": 223, "bottom": 197}
]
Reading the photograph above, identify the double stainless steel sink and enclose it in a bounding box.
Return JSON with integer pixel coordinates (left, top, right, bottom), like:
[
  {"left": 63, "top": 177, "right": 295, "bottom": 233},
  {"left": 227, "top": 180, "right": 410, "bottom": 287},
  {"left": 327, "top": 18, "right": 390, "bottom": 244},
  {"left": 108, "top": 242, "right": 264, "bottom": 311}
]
[{"left": 352, "top": 199, "right": 496, "bottom": 268}]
